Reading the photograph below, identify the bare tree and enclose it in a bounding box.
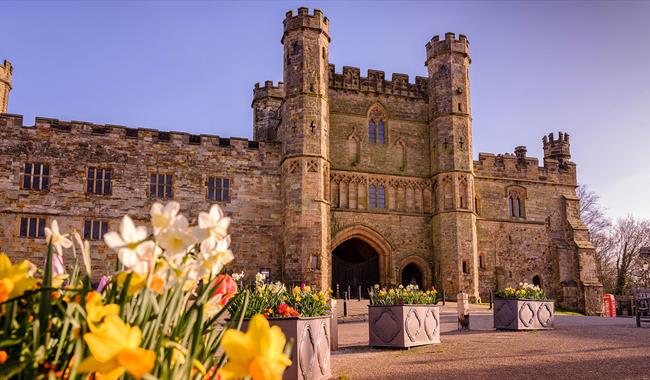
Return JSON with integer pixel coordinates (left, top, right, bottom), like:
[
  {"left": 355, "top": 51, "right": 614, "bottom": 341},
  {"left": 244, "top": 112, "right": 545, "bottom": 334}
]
[
  {"left": 577, "top": 184, "right": 613, "bottom": 288},
  {"left": 608, "top": 216, "right": 650, "bottom": 294}
]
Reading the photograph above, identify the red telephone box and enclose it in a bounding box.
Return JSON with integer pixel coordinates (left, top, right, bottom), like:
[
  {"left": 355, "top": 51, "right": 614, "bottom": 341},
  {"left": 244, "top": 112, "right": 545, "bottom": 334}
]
[{"left": 603, "top": 294, "right": 616, "bottom": 317}]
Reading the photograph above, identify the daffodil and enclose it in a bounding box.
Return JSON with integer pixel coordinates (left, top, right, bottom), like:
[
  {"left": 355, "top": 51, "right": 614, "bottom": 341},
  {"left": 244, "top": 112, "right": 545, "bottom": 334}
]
[
  {"left": 219, "top": 314, "right": 292, "bottom": 380},
  {"left": 198, "top": 236, "right": 234, "bottom": 278},
  {"left": 104, "top": 216, "right": 151, "bottom": 274},
  {"left": 157, "top": 215, "right": 197, "bottom": 257},
  {"left": 85, "top": 291, "right": 119, "bottom": 328},
  {"left": 45, "top": 220, "right": 73, "bottom": 256},
  {"left": 150, "top": 201, "right": 180, "bottom": 235},
  {"left": 0, "top": 253, "right": 38, "bottom": 303},
  {"left": 115, "top": 272, "right": 147, "bottom": 296},
  {"left": 198, "top": 204, "right": 231, "bottom": 241},
  {"left": 78, "top": 314, "right": 155, "bottom": 380}
]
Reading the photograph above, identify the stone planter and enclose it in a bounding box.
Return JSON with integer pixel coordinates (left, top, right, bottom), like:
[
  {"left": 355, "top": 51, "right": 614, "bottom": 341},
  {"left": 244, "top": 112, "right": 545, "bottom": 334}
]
[
  {"left": 242, "top": 315, "right": 331, "bottom": 380},
  {"left": 368, "top": 304, "right": 441, "bottom": 348},
  {"left": 493, "top": 298, "right": 555, "bottom": 330}
]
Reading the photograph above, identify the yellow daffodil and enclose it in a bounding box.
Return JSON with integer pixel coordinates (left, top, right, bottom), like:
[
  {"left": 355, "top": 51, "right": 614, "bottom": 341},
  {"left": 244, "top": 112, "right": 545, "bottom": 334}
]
[
  {"left": 78, "top": 315, "right": 155, "bottom": 380},
  {"left": 85, "top": 291, "right": 119, "bottom": 328},
  {"left": 116, "top": 272, "right": 147, "bottom": 296},
  {"left": 219, "top": 314, "right": 292, "bottom": 380},
  {"left": 292, "top": 286, "right": 300, "bottom": 296},
  {"left": 0, "top": 253, "right": 37, "bottom": 303}
]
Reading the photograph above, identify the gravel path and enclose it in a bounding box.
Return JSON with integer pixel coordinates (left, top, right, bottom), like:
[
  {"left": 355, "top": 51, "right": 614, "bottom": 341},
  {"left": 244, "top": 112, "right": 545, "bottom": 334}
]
[{"left": 331, "top": 303, "right": 650, "bottom": 379}]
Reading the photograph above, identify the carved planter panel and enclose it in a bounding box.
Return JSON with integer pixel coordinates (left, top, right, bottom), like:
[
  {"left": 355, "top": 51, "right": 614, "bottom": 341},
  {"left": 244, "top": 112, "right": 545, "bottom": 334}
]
[
  {"left": 243, "top": 316, "right": 331, "bottom": 380},
  {"left": 368, "top": 305, "right": 441, "bottom": 348},
  {"left": 493, "top": 299, "right": 554, "bottom": 330}
]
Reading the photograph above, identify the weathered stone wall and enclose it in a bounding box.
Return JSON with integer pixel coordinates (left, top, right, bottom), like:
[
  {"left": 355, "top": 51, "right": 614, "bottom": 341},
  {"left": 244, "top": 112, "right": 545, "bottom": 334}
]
[{"left": 0, "top": 114, "right": 283, "bottom": 279}]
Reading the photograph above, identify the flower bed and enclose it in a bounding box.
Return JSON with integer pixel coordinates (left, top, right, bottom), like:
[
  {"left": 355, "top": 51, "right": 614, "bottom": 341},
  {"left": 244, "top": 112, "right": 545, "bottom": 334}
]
[
  {"left": 368, "top": 285, "right": 440, "bottom": 348},
  {"left": 0, "top": 202, "right": 293, "bottom": 379},
  {"left": 494, "top": 283, "right": 555, "bottom": 330}
]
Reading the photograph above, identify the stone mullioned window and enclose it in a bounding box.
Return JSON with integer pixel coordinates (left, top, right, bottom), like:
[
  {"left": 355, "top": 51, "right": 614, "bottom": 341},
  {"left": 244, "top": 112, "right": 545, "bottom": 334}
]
[
  {"left": 207, "top": 177, "right": 230, "bottom": 202},
  {"left": 22, "top": 162, "right": 49, "bottom": 191},
  {"left": 84, "top": 220, "right": 109, "bottom": 241},
  {"left": 19, "top": 216, "right": 46, "bottom": 238},
  {"left": 149, "top": 173, "right": 173, "bottom": 199},
  {"left": 86, "top": 167, "right": 112, "bottom": 195}
]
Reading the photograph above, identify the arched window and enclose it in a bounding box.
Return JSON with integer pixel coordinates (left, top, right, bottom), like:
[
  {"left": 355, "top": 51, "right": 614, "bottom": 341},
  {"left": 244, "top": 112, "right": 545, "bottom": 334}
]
[
  {"left": 507, "top": 186, "right": 526, "bottom": 218},
  {"left": 368, "top": 104, "right": 386, "bottom": 144},
  {"left": 369, "top": 183, "right": 385, "bottom": 209},
  {"left": 533, "top": 275, "right": 541, "bottom": 287}
]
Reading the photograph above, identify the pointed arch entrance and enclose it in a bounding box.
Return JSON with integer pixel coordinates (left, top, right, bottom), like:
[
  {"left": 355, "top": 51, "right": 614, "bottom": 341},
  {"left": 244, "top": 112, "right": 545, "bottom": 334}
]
[
  {"left": 331, "top": 225, "right": 393, "bottom": 298},
  {"left": 398, "top": 256, "right": 433, "bottom": 289}
]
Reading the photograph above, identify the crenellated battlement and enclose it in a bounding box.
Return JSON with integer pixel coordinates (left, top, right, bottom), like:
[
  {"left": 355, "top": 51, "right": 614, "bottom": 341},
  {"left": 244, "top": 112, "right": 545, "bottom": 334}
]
[
  {"left": 543, "top": 131, "right": 571, "bottom": 162},
  {"left": 253, "top": 81, "right": 285, "bottom": 101},
  {"left": 425, "top": 32, "right": 470, "bottom": 62},
  {"left": 282, "top": 7, "right": 329, "bottom": 43},
  {"left": 474, "top": 141, "right": 576, "bottom": 185},
  {"left": 328, "top": 64, "right": 428, "bottom": 99},
  {"left": 0, "top": 114, "right": 275, "bottom": 151}
]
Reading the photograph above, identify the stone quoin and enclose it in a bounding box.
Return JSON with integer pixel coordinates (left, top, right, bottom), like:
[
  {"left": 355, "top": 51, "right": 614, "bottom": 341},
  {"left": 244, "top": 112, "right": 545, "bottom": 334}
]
[{"left": 0, "top": 7, "right": 602, "bottom": 314}]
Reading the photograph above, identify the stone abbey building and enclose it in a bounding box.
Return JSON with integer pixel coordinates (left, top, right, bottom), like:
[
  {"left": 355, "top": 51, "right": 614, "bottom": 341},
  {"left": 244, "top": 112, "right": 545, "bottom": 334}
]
[{"left": 0, "top": 8, "right": 602, "bottom": 314}]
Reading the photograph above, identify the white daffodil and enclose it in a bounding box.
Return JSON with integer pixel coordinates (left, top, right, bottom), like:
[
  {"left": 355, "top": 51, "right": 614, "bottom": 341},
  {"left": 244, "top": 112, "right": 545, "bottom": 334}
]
[
  {"left": 231, "top": 271, "right": 245, "bottom": 282},
  {"left": 157, "top": 215, "right": 198, "bottom": 258},
  {"left": 118, "top": 240, "right": 160, "bottom": 275},
  {"left": 150, "top": 201, "right": 180, "bottom": 235},
  {"left": 197, "top": 204, "right": 231, "bottom": 241},
  {"left": 45, "top": 220, "right": 72, "bottom": 256},
  {"left": 104, "top": 216, "right": 149, "bottom": 273},
  {"left": 198, "top": 236, "right": 234, "bottom": 278},
  {"left": 205, "top": 294, "right": 224, "bottom": 318}
]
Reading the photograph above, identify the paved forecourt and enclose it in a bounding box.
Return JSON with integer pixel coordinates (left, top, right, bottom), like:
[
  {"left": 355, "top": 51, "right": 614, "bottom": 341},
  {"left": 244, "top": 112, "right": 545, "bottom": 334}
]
[{"left": 332, "top": 301, "right": 650, "bottom": 379}]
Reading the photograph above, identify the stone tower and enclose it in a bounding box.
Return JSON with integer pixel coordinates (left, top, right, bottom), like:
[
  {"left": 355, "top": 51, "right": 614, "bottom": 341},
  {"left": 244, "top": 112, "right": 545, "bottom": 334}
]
[
  {"left": 0, "top": 60, "right": 12, "bottom": 114},
  {"left": 426, "top": 34, "right": 479, "bottom": 299},
  {"left": 252, "top": 81, "right": 284, "bottom": 142},
  {"left": 543, "top": 132, "right": 571, "bottom": 164},
  {"left": 279, "top": 8, "right": 331, "bottom": 288}
]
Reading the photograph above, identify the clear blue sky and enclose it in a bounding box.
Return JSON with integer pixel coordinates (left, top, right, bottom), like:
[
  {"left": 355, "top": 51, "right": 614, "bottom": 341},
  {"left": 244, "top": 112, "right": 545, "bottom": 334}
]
[{"left": 3, "top": 1, "right": 649, "bottom": 220}]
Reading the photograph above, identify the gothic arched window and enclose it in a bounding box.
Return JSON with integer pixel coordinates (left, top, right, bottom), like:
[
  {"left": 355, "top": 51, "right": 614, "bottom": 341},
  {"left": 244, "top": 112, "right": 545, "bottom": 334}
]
[
  {"left": 368, "top": 104, "right": 386, "bottom": 144},
  {"left": 369, "top": 183, "right": 385, "bottom": 209},
  {"left": 507, "top": 187, "right": 526, "bottom": 218}
]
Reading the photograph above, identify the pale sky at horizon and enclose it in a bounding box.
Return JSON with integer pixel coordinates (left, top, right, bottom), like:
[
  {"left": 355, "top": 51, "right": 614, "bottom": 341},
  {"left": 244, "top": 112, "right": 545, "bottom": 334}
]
[{"left": 2, "top": 0, "right": 649, "bottom": 221}]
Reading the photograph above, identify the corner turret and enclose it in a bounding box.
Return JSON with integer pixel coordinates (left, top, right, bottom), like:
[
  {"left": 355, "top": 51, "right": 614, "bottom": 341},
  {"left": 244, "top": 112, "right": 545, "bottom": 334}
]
[
  {"left": 252, "top": 81, "right": 284, "bottom": 142},
  {"left": 543, "top": 132, "right": 571, "bottom": 163},
  {"left": 0, "top": 60, "right": 13, "bottom": 114}
]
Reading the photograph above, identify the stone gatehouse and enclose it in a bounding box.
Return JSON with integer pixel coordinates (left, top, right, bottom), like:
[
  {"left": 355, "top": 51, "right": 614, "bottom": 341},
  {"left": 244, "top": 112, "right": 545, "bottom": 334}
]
[{"left": 0, "top": 7, "right": 602, "bottom": 314}]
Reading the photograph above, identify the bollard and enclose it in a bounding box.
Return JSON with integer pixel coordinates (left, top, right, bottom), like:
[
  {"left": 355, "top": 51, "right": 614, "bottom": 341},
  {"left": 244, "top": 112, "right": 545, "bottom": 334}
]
[
  {"left": 457, "top": 291, "right": 470, "bottom": 331},
  {"left": 489, "top": 291, "right": 493, "bottom": 310},
  {"left": 358, "top": 285, "right": 362, "bottom": 301},
  {"left": 347, "top": 285, "right": 351, "bottom": 299},
  {"left": 442, "top": 290, "right": 446, "bottom": 306},
  {"left": 329, "top": 299, "right": 338, "bottom": 351},
  {"left": 343, "top": 292, "right": 348, "bottom": 317}
]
